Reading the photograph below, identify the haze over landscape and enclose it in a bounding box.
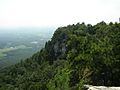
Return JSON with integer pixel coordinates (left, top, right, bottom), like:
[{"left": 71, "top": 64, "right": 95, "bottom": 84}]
[
  {"left": 0, "top": 0, "right": 120, "bottom": 90},
  {"left": 0, "top": 0, "right": 120, "bottom": 28},
  {"left": 0, "top": 28, "right": 55, "bottom": 69}
]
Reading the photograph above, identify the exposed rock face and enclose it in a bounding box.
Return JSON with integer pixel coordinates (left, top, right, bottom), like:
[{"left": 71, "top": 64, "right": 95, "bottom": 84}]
[
  {"left": 61, "top": 43, "right": 66, "bottom": 54},
  {"left": 54, "top": 42, "right": 59, "bottom": 56},
  {"left": 53, "top": 39, "right": 67, "bottom": 56},
  {"left": 84, "top": 85, "right": 120, "bottom": 90}
]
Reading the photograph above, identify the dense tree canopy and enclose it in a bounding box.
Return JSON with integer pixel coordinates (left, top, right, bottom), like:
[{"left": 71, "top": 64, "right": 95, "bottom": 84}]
[{"left": 0, "top": 22, "right": 120, "bottom": 90}]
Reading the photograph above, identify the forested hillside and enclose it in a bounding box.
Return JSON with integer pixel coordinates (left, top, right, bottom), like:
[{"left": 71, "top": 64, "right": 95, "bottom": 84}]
[{"left": 0, "top": 22, "right": 120, "bottom": 90}]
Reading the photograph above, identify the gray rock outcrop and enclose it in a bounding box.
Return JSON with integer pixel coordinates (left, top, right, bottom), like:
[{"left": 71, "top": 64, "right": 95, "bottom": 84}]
[{"left": 84, "top": 85, "right": 120, "bottom": 90}]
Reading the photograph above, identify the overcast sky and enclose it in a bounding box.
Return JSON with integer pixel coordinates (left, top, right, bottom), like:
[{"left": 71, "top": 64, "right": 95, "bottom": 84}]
[{"left": 0, "top": 0, "right": 120, "bottom": 28}]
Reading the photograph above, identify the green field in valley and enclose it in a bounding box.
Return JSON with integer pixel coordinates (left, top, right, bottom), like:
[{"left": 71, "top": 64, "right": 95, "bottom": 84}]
[{"left": 0, "top": 45, "right": 31, "bottom": 59}]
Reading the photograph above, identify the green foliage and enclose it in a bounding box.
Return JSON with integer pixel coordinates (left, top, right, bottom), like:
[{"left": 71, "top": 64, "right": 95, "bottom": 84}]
[
  {"left": 47, "top": 61, "right": 70, "bottom": 90},
  {"left": 0, "top": 22, "right": 120, "bottom": 89}
]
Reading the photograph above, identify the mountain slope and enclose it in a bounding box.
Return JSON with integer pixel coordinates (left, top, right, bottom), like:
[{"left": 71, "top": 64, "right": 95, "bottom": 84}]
[{"left": 0, "top": 22, "right": 120, "bottom": 90}]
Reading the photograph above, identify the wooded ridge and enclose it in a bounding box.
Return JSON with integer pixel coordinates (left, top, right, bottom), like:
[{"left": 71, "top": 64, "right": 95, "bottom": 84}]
[{"left": 0, "top": 22, "right": 120, "bottom": 90}]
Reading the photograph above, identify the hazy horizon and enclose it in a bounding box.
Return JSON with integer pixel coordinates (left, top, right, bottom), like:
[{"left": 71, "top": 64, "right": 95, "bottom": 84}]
[
  {"left": 0, "top": 27, "right": 56, "bottom": 32},
  {"left": 0, "top": 0, "right": 120, "bottom": 29}
]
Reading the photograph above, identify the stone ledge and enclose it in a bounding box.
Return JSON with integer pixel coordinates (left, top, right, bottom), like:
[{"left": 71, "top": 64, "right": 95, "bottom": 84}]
[{"left": 83, "top": 85, "right": 120, "bottom": 90}]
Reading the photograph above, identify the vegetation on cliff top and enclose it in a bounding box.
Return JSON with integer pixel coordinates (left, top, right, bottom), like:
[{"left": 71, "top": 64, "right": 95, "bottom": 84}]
[{"left": 0, "top": 22, "right": 120, "bottom": 90}]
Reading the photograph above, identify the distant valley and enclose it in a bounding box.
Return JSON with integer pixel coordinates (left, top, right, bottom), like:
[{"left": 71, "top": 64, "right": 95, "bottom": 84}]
[{"left": 0, "top": 28, "right": 55, "bottom": 69}]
